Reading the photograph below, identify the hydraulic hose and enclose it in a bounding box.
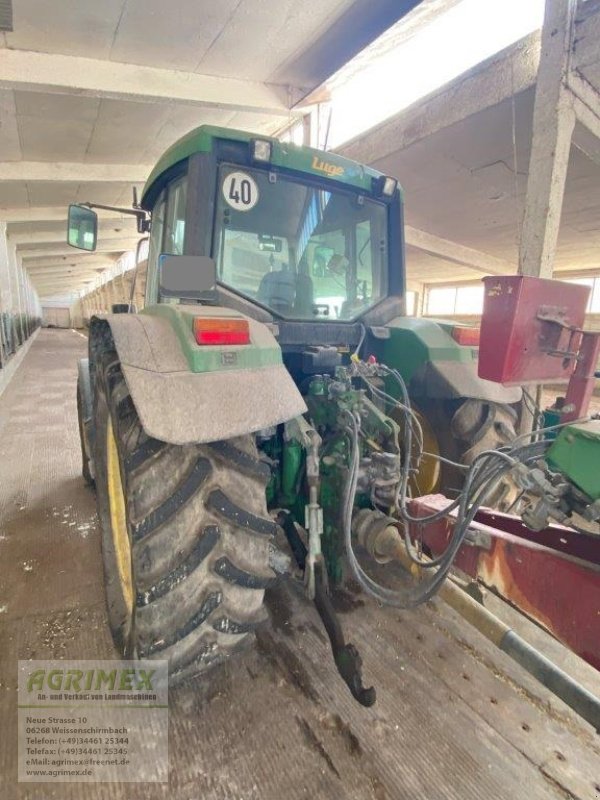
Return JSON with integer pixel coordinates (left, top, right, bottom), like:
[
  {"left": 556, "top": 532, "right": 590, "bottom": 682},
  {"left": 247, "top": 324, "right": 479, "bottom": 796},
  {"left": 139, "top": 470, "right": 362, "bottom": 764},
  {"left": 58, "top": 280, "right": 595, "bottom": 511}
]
[{"left": 342, "top": 361, "right": 570, "bottom": 609}]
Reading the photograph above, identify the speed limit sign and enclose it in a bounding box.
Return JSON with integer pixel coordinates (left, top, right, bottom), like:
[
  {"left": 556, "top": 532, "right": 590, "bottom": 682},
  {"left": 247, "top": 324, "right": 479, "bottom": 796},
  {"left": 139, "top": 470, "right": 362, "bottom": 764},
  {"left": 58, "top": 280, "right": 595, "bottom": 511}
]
[{"left": 222, "top": 171, "right": 259, "bottom": 212}]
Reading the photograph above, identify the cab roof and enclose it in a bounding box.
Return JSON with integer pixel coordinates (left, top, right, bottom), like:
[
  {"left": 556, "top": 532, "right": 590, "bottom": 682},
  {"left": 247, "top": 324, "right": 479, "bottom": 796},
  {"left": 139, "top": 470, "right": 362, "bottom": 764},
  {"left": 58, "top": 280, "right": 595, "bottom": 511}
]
[{"left": 141, "top": 125, "right": 399, "bottom": 208}]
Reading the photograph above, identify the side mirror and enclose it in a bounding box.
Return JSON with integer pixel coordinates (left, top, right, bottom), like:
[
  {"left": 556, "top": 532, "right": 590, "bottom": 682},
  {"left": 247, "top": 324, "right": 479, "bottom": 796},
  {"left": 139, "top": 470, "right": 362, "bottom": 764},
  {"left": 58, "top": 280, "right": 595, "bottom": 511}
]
[
  {"left": 67, "top": 204, "right": 98, "bottom": 251},
  {"left": 159, "top": 254, "right": 217, "bottom": 301}
]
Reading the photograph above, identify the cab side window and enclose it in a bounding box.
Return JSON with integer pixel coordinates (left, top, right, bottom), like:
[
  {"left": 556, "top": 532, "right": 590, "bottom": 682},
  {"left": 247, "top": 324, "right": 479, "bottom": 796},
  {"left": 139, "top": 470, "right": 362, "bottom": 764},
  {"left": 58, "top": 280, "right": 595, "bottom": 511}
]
[
  {"left": 146, "top": 175, "right": 188, "bottom": 305},
  {"left": 145, "top": 190, "right": 166, "bottom": 305},
  {"left": 164, "top": 177, "right": 187, "bottom": 256}
]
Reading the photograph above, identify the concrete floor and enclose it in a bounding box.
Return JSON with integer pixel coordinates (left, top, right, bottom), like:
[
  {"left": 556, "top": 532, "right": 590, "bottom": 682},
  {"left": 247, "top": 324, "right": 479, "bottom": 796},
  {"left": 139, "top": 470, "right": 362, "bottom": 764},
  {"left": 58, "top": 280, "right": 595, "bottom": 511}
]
[{"left": 1, "top": 329, "right": 600, "bottom": 800}]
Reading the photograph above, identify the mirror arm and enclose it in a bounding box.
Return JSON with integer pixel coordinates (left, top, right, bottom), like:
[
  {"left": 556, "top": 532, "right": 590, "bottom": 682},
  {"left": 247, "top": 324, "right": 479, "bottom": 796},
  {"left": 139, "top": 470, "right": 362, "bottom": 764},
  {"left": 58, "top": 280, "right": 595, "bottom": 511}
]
[{"left": 80, "top": 202, "right": 150, "bottom": 234}]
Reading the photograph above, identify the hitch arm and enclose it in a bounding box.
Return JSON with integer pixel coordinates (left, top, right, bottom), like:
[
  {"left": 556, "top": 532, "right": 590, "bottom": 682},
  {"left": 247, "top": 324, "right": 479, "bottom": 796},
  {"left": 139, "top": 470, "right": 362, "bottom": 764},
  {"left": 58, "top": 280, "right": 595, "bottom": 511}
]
[
  {"left": 277, "top": 512, "right": 375, "bottom": 707},
  {"left": 313, "top": 562, "right": 376, "bottom": 708}
]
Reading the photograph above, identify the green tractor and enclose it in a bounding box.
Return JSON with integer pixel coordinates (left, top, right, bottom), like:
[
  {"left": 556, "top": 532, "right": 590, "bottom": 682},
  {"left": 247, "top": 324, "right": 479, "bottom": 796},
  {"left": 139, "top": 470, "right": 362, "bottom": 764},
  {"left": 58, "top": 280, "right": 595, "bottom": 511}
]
[{"left": 70, "top": 126, "right": 520, "bottom": 701}]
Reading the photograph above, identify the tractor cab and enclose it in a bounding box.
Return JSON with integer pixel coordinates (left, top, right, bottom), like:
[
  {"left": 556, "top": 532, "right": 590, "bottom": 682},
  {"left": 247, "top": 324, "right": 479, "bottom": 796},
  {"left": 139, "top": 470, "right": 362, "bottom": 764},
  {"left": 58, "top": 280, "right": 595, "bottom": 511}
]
[{"left": 136, "top": 127, "right": 404, "bottom": 332}]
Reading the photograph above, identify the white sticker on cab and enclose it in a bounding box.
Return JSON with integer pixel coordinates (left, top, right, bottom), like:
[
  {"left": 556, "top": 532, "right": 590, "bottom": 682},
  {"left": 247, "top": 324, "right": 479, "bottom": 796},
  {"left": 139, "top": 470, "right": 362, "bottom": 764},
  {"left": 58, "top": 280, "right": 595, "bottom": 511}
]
[{"left": 223, "top": 171, "right": 259, "bottom": 212}]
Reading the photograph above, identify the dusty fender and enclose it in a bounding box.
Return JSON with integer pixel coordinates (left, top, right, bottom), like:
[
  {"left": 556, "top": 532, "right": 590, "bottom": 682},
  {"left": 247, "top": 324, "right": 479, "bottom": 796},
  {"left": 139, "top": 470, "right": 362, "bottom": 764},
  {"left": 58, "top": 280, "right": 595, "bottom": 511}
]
[
  {"left": 89, "top": 305, "right": 307, "bottom": 445},
  {"left": 376, "top": 317, "right": 522, "bottom": 404}
]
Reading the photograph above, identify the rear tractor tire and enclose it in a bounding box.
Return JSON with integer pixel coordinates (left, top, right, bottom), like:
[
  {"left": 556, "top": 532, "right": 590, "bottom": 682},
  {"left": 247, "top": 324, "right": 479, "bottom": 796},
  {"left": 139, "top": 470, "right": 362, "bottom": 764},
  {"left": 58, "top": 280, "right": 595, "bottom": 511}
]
[
  {"left": 450, "top": 399, "right": 519, "bottom": 509},
  {"left": 93, "top": 350, "right": 276, "bottom": 684},
  {"left": 416, "top": 398, "right": 518, "bottom": 507},
  {"left": 77, "top": 377, "right": 94, "bottom": 486}
]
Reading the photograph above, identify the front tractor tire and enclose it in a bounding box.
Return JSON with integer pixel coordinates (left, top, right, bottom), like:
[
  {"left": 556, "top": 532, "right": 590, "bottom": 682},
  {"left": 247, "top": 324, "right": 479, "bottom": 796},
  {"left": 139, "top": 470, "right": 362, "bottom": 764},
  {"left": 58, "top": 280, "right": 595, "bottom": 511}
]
[{"left": 93, "top": 350, "right": 276, "bottom": 685}]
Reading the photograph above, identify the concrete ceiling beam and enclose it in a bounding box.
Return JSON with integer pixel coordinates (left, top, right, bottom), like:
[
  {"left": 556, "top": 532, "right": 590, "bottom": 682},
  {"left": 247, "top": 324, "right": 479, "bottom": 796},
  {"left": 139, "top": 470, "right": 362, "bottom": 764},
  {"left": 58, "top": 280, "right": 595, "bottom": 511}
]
[
  {"left": 7, "top": 220, "right": 138, "bottom": 238},
  {"left": 34, "top": 276, "right": 99, "bottom": 287},
  {"left": 0, "top": 86, "right": 21, "bottom": 161},
  {"left": 0, "top": 161, "right": 149, "bottom": 183},
  {"left": 338, "top": 31, "right": 541, "bottom": 165},
  {"left": 405, "top": 226, "right": 514, "bottom": 276},
  {"left": 33, "top": 273, "right": 99, "bottom": 281},
  {"left": 26, "top": 274, "right": 107, "bottom": 283},
  {"left": 26, "top": 261, "right": 106, "bottom": 270},
  {"left": 18, "top": 244, "right": 131, "bottom": 258},
  {"left": 34, "top": 284, "right": 97, "bottom": 293},
  {"left": 35, "top": 286, "right": 97, "bottom": 294},
  {"left": 568, "top": 70, "right": 600, "bottom": 119},
  {"left": 26, "top": 265, "right": 108, "bottom": 275},
  {"left": 0, "top": 207, "right": 135, "bottom": 222},
  {"left": 28, "top": 263, "right": 107, "bottom": 272},
  {"left": 32, "top": 283, "right": 103, "bottom": 292},
  {"left": 31, "top": 280, "right": 102, "bottom": 290},
  {"left": 571, "top": 2, "right": 600, "bottom": 73},
  {"left": 0, "top": 48, "right": 292, "bottom": 117},
  {"left": 571, "top": 116, "right": 600, "bottom": 165},
  {"left": 568, "top": 72, "right": 600, "bottom": 160},
  {"left": 9, "top": 220, "right": 137, "bottom": 235},
  {"left": 10, "top": 230, "right": 139, "bottom": 245}
]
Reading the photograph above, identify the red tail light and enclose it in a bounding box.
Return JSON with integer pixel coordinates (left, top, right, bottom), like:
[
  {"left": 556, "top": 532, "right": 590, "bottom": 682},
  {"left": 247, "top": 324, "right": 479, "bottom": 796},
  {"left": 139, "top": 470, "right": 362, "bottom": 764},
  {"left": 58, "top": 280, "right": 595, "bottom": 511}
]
[
  {"left": 193, "top": 317, "right": 250, "bottom": 346},
  {"left": 451, "top": 326, "right": 480, "bottom": 346}
]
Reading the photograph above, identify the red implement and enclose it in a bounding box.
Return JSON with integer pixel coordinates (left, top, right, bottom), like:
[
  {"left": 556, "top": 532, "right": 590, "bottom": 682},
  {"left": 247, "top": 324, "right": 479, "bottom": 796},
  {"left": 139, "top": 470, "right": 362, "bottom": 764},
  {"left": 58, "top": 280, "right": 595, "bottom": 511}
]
[
  {"left": 478, "top": 275, "right": 590, "bottom": 385},
  {"left": 408, "top": 494, "right": 600, "bottom": 670}
]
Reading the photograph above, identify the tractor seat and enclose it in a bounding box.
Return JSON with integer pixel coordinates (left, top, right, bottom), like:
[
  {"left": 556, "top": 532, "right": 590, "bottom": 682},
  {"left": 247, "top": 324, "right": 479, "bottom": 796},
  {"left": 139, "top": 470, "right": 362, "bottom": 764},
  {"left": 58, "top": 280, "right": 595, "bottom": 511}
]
[{"left": 257, "top": 270, "right": 313, "bottom": 315}]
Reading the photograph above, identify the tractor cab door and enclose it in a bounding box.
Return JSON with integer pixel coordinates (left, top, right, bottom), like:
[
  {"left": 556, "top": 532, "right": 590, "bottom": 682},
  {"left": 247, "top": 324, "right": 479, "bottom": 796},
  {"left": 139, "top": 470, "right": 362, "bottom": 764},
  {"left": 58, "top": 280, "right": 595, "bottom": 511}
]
[{"left": 145, "top": 175, "right": 187, "bottom": 306}]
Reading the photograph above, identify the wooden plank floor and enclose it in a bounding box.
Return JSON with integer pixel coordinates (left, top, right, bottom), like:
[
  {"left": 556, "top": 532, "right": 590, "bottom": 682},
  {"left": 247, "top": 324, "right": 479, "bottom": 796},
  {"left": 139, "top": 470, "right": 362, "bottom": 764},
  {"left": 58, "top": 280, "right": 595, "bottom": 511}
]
[{"left": 1, "top": 329, "right": 599, "bottom": 800}]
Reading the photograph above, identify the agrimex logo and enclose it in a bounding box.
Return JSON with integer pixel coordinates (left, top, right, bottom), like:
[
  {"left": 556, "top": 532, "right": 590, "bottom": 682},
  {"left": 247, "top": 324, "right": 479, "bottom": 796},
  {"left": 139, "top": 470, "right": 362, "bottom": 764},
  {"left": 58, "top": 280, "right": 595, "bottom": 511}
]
[{"left": 27, "top": 667, "right": 156, "bottom": 693}]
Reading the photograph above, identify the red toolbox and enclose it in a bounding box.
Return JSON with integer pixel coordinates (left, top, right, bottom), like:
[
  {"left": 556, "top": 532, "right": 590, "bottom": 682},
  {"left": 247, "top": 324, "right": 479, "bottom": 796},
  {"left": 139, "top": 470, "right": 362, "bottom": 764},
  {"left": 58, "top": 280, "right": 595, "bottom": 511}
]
[{"left": 478, "top": 275, "right": 590, "bottom": 385}]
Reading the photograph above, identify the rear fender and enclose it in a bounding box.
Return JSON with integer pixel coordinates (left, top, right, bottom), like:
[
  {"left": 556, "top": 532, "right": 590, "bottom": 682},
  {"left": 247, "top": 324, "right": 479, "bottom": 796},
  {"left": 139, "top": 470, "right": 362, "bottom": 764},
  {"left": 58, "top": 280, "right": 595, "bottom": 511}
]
[
  {"left": 375, "top": 317, "right": 522, "bottom": 404},
  {"left": 89, "top": 305, "right": 306, "bottom": 445}
]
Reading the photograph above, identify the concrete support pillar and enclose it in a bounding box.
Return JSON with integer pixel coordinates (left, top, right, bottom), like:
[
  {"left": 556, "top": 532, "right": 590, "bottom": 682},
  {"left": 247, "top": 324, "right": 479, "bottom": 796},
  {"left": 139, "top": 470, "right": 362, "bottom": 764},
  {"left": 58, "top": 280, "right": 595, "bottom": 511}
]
[
  {"left": 70, "top": 296, "right": 83, "bottom": 329},
  {"left": 414, "top": 285, "right": 425, "bottom": 318},
  {"left": 0, "top": 222, "right": 9, "bottom": 364},
  {"left": 17, "top": 260, "right": 30, "bottom": 337},
  {"left": 119, "top": 274, "right": 128, "bottom": 306},
  {"left": 107, "top": 278, "right": 118, "bottom": 308},
  {"left": 121, "top": 274, "right": 132, "bottom": 310},
  {"left": 0, "top": 225, "right": 40, "bottom": 361},
  {"left": 6, "top": 235, "right": 24, "bottom": 346},
  {"left": 104, "top": 281, "right": 113, "bottom": 311},
  {"left": 519, "top": 0, "right": 577, "bottom": 278},
  {"left": 134, "top": 272, "right": 145, "bottom": 310}
]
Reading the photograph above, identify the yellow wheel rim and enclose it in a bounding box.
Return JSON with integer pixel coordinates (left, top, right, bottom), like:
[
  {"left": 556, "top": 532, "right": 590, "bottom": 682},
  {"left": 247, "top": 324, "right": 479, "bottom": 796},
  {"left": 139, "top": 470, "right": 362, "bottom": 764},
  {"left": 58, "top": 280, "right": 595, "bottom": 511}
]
[
  {"left": 106, "top": 416, "right": 133, "bottom": 615},
  {"left": 391, "top": 405, "right": 441, "bottom": 496}
]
